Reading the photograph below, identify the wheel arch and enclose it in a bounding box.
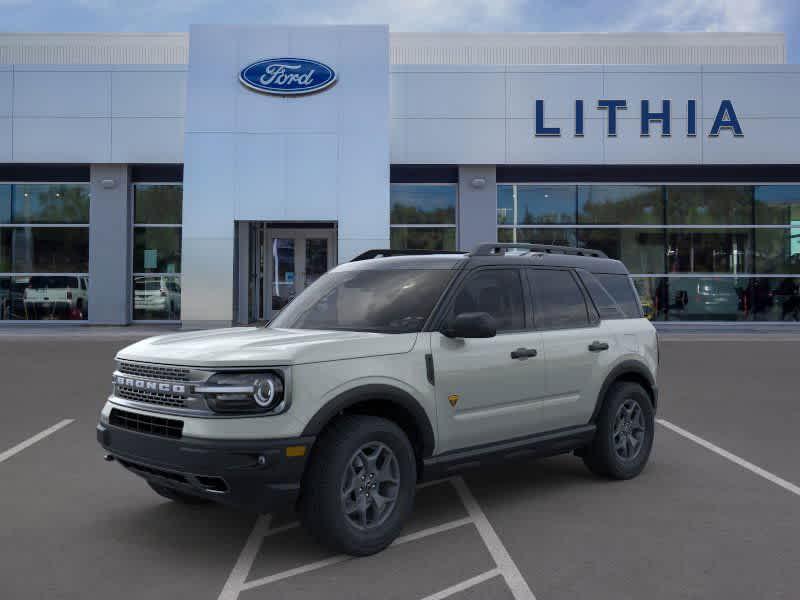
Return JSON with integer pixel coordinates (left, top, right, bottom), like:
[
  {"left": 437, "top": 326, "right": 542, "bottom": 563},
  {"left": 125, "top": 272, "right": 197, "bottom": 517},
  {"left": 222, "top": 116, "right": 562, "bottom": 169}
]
[
  {"left": 591, "top": 360, "right": 657, "bottom": 423},
  {"left": 301, "top": 384, "right": 436, "bottom": 462}
]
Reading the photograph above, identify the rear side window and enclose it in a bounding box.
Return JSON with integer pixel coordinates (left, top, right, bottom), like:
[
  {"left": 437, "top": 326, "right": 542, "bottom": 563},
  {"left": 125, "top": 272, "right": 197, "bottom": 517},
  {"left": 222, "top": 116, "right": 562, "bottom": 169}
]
[
  {"left": 595, "top": 273, "right": 643, "bottom": 318},
  {"left": 527, "top": 269, "right": 590, "bottom": 330},
  {"left": 577, "top": 270, "right": 626, "bottom": 320}
]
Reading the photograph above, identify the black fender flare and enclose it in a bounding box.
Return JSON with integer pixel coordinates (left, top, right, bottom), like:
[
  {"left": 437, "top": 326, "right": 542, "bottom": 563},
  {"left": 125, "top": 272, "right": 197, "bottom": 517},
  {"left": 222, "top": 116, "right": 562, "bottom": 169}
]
[
  {"left": 591, "top": 360, "right": 657, "bottom": 422},
  {"left": 301, "top": 384, "right": 436, "bottom": 458}
]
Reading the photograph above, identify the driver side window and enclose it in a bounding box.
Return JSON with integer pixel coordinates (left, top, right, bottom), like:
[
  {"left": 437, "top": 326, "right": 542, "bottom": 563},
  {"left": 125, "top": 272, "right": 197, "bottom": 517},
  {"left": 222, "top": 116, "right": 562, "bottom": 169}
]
[{"left": 450, "top": 269, "right": 525, "bottom": 332}]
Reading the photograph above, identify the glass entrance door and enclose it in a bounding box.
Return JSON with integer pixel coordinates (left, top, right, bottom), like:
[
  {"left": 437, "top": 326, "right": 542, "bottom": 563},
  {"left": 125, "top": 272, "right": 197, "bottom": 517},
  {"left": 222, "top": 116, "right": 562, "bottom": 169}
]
[{"left": 261, "top": 228, "right": 336, "bottom": 321}]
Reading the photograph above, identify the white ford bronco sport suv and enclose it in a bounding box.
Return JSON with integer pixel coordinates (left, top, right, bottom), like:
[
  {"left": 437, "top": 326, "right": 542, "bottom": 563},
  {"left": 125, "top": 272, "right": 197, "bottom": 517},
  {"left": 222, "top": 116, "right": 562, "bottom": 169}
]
[{"left": 97, "top": 243, "right": 658, "bottom": 556}]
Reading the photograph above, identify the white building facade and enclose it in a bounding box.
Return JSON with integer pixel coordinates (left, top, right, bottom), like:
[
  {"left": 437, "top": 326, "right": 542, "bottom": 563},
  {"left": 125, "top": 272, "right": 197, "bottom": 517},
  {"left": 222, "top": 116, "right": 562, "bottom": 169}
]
[{"left": 1, "top": 28, "right": 799, "bottom": 326}]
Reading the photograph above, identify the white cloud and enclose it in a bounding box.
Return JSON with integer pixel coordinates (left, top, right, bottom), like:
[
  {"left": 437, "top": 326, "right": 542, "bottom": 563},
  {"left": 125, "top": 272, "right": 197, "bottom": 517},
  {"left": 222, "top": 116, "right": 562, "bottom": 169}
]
[
  {"left": 622, "top": 0, "right": 780, "bottom": 32},
  {"left": 286, "top": 0, "right": 524, "bottom": 31}
]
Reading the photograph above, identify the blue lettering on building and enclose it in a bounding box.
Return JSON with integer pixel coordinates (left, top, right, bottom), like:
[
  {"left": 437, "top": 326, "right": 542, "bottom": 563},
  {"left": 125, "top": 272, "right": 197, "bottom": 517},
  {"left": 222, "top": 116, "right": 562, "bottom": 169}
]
[
  {"left": 534, "top": 98, "right": 741, "bottom": 138},
  {"left": 535, "top": 100, "right": 560, "bottom": 136},
  {"left": 574, "top": 100, "right": 584, "bottom": 137},
  {"left": 597, "top": 100, "right": 627, "bottom": 136},
  {"left": 687, "top": 100, "right": 697, "bottom": 136},
  {"left": 709, "top": 100, "right": 743, "bottom": 137},
  {"left": 641, "top": 99, "right": 671, "bottom": 137}
]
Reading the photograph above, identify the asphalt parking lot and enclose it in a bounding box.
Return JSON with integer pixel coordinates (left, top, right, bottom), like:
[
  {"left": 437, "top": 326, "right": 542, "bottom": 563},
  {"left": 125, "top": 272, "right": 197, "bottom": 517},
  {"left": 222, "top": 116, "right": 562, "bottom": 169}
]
[{"left": 1, "top": 328, "right": 799, "bottom": 600}]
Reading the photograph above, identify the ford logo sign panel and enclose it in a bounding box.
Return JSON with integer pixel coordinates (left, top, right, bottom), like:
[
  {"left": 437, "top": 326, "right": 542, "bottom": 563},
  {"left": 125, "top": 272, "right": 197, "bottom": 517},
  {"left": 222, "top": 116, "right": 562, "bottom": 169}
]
[{"left": 239, "top": 58, "right": 337, "bottom": 96}]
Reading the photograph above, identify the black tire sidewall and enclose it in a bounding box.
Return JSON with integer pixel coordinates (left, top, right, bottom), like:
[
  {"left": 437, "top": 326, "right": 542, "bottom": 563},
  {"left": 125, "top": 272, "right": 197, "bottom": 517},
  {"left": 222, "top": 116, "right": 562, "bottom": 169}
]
[
  {"left": 302, "top": 416, "right": 417, "bottom": 556},
  {"left": 589, "top": 382, "right": 655, "bottom": 479}
]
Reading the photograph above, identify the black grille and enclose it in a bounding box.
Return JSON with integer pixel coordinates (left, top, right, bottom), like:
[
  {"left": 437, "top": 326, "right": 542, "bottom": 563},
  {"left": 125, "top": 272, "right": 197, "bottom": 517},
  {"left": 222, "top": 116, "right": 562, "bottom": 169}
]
[
  {"left": 118, "top": 361, "right": 191, "bottom": 382},
  {"left": 109, "top": 408, "right": 183, "bottom": 439},
  {"left": 116, "top": 387, "right": 187, "bottom": 408}
]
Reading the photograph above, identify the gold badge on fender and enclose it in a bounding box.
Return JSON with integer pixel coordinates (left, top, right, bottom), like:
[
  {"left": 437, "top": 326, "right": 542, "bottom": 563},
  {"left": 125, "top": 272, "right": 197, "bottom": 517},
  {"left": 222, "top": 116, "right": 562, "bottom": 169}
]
[{"left": 448, "top": 394, "right": 459, "bottom": 407}]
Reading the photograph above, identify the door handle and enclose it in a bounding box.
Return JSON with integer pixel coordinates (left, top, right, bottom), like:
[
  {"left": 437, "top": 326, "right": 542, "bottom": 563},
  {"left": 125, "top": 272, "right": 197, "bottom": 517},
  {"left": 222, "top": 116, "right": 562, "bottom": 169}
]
[
  {"left": 588, "top": 341, "right": 610, "bottom": 352},
  {"left": 510, "top": 348, "right": 538, "bottom": 360}
]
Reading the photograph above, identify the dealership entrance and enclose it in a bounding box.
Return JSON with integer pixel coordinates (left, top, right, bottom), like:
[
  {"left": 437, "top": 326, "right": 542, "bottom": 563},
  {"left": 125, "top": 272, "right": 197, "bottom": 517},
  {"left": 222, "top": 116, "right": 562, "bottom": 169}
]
[{"left": 243, "top": 223, "right": 337, "bottom": 323}]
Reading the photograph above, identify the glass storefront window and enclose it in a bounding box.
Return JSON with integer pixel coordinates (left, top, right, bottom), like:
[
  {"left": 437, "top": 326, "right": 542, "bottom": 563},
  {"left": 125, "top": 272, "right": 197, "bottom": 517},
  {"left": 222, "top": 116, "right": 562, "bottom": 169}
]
[
  {"left": 758, "top": 277, "right": 800, "bottom": 321},
  {"left": 132, "top": 184, "right": 182, "bottom": 320},
  {"left": 1, "top": 228, "right": 90, "bottom": 273},
  {"left": 132, "top": 275, "right": 181, "bottom": 320},
  {"left": 497, "top": 185, "right": 576, "bottom": 225},
  {"left": 133, "top": 185, "right": 182, "bottom": 225},
  {"left": 497, "top": 185, "right": 514, "bottom": 225},
  {"left": 0, "top": 182, "right": 90, "bottom": 321},
  {"left": 390, "top": 227, "right": 456, "bottom": 251},
  {"left": 1, "top": 184, "right": 90, "bottom": 224},
  {"left": 578, "top": 185, "right": 663, "bottom": 225},
  {"left": 517, "top": 185, "right": 575, "bottom": 224},
  {"left": 666, "top": 186, "right": 753, "bottom": 225},
  {"left": 390, "top": 184, "right": 457, "bottom": 251},
  {"left": 666, "top": 229, "right": 753, "bottom": 274},
  {"left": 133, "top": 227, "right": 181, "bottom": 273},
  {"left": 0, "top": 185, "right": 10, "bottom": 224},
  {"left": 391, "top": 184, "right": 456, "bottom": 225},
  {"left": 496, "top": 183, "right": 800, "bottom": 321},
  {"left": 578, "top": 229, "right": 665, "bottom": 274},
  {"left": 755, "top": 185, "right": 800, "bottom": 225},
  {"left": 0, "top": 275, "right": 89, "bottom": 321},
  {"left": 665, "top": 277, "right": 748, "bottom": 321},
  {"left": 755, "top": 228, "right": 800, "bottom": 274}
]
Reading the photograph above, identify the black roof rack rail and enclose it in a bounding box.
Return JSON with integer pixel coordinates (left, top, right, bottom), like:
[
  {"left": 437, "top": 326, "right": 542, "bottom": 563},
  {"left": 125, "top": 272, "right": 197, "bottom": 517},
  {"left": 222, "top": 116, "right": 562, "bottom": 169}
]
[
  {"left": 470, "top": 242, "right": 608, "bottom": 259},
  {"left": 350, "top": 249, "right": 467, "bottom": 262}
]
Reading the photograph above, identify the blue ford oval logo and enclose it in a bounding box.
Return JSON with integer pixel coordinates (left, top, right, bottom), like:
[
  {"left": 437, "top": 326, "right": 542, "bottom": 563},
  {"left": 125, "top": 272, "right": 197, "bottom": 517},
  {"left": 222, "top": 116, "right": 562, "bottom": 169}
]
[{"left": 239, "top": 58, "right": 337, "bottom": 96}]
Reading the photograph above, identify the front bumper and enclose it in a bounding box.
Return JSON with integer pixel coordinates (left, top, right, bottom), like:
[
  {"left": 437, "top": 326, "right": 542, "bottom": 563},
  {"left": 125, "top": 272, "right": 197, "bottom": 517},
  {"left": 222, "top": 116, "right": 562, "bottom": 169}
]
[{"left": 97, "top": 422, "right": 314, "bottom": 513}]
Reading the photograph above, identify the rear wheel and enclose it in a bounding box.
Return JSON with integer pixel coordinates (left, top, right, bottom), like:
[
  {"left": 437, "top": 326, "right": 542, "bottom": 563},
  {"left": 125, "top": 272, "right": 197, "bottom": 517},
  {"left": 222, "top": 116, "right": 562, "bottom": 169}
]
[
  {"left": 148, "top": 481, "right": 210, "bottom": 505},
  {"left": 301, "top": 415, "right": 417, "bottom": 556},
  {"left": 583, "top": 382, "right": 654, "bottom": 479}
]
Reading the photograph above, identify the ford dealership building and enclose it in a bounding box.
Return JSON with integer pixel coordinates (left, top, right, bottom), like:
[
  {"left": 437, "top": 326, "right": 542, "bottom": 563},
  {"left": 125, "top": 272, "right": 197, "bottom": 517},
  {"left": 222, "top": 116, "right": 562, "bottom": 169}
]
[{"left": 0, "top": 27, "right": 799, "bottom": 327}]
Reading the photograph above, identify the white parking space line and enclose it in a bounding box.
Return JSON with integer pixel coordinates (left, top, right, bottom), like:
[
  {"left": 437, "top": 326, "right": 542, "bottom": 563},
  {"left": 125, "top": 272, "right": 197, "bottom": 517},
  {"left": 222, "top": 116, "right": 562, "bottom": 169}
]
[
  {"left": 418, "top": 569, "right": 501, "bottom": 600},
  {"left": 0, "top": 419, "right": 74, "bottom": 464},
  {"left": 657, "top": 418, "right": 800, "bottom": 498},
  {"left": 240, "top": 553, "right": 351, "bottom": 591},
  {"left": 394, "top": 516, "right": 473, "bottom": 545},
  {"left": 219, "top": 477, "right": 536, "bottom": 600},
  {"left": 239, "top": 516, "right": 474, "bottom": 592},
  {"left": 452, "top": 477, "right": 537, "bottom": 600},
  {"left": 218, "top": 515, "right": 272, "bottom": 600}
]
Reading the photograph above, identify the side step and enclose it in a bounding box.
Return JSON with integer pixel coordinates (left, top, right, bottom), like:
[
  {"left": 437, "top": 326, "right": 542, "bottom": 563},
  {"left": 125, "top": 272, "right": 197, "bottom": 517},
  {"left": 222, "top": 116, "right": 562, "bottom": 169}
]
[{"left": 421, "top": 424, "right": 596, "bottom": 481}]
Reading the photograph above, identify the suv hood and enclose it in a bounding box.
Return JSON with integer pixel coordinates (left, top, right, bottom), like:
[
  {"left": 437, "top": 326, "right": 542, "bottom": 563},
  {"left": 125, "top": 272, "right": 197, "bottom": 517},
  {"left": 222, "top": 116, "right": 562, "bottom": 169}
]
[{"left": 116, "top": 327, "right": 418, "bottom": 368}]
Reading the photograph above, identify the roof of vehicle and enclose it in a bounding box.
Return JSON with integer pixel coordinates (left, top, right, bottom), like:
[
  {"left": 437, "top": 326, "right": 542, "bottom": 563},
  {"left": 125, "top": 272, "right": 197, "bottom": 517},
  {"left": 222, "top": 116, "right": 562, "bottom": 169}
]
[{"left": 345, "top": 244, "right": 630, "bottom": 275}]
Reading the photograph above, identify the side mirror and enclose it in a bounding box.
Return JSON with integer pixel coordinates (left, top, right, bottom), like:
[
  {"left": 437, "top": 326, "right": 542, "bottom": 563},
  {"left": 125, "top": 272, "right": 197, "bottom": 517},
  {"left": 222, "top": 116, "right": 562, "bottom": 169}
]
[{"left": 442, "top": 312, "right": 497, "bottom": 339}]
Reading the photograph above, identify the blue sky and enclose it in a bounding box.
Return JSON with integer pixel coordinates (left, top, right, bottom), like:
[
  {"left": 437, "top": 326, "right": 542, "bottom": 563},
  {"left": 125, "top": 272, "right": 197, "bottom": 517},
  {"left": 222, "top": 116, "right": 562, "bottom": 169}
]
[{"left": 1, "top": 0, "right": 798, "bottom": 62}]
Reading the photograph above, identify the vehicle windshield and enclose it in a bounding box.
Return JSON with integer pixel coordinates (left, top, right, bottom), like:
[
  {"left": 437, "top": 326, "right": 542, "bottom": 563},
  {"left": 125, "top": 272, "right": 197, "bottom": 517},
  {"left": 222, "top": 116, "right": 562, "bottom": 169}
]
[{"left": 269, "top": 268, "right": 454, "bottom": 333}]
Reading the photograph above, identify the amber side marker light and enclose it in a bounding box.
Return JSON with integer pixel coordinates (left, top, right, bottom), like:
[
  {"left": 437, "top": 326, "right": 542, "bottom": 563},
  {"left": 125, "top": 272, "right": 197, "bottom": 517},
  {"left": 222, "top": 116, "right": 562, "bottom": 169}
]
[{"left": 286, "top": 445, "right": 307, "bottom": 457}]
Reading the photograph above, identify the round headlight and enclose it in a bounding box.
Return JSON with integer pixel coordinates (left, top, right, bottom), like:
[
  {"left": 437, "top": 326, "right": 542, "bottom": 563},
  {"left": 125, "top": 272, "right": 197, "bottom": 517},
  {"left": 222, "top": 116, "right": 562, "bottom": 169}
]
[{"left": 254, "top": 377, "right": 276, "bottom": 408}]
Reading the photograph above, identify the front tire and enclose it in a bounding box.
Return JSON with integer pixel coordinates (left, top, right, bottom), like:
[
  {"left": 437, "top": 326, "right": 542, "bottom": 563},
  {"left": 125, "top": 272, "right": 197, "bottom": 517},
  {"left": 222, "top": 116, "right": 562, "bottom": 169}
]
[
  {"left": 301, "top": 415, "right": 417, "bottom": 556},
  {"left": 148, "top": 481, "right": 210, "bottom": 505},
  {"left": 583, "top": 382, "right": 654, "bottom": 479}
]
